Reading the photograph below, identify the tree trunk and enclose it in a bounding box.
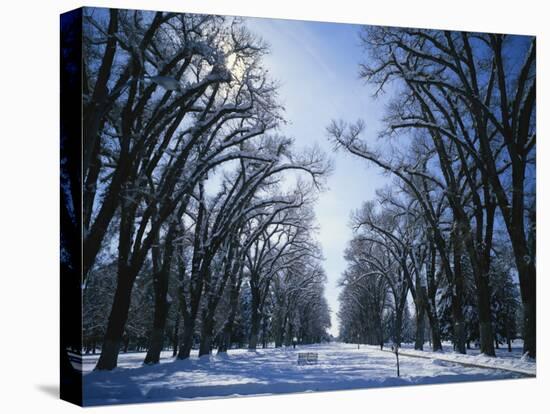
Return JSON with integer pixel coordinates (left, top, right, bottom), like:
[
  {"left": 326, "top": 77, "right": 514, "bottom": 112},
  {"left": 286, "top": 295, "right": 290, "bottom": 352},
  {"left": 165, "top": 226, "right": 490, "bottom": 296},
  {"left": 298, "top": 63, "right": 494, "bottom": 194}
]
[
  {"left": 248, "top": 309, "right": 261, "bottom": 351},
  {"left": 274, "top": 330, "right": 284, "bottom": 348},
  {"left": 394, "top": 307, "right": 404, "bottom": 347},
  {"left": 275, "top": 312, "right": 288, "bottom": 348},
  {"left": 145, "top": 223, "right": 176, "bottom": 364},
  {"left": 248, "top": 284, "right": 261, "bottom": 351},
  {"left": 261, "top": 315, "right": 269, "bottom": 349},
  {"left": 414, "top": 277, "right": 426, "bottom": 350},
  {"left": 217, "top": 273, "right": 242, "bottom": 354},
  {"left": 199, "top": 311, "right": 215, "bottom": 357},
  {"left": 284, "top": 321, "right": 294, "bottom": 347},
  {"left": 476, "top": 272, "right": 496, "bottom": 356},
  {"left": 376, "top": 315, "right": 384, "bottom": 350},
  {"left": 425, "top": 305, "right": 442, "bottom": 352},
  {"left": 519, "top": 215, "right": 536, "bottom": 357},
  {"left": 414, "top": 303, "right": 425, "bottom": 350},
  {"left": 95, "top": 272, "right": 134, "bottom": 370},
  {"left": 522, "top": 294, "right": 536, "bottom": 358},
  {"left": 177, "top": 319, "right": 195, "bottom": 360},
  {"left": 144, "top": 326, "right": 166, "bottom": 364},
  {"left": 450, "top": 229, "right": 466, "bottom": 354},
  {"left": 172, "top": 314, "right": 179, "bottom": 357},
  {"left": 217, "top": 317, "right": 234, "bottom": 354},
  {"left": 144, "top": 272, "right": 171, "bottom": 364},
  {"left": 198, "top": 330, "right": 213, "bottom": 357},
  {"left": 453, "top": 320, "right": 466, "bottom": 354}
]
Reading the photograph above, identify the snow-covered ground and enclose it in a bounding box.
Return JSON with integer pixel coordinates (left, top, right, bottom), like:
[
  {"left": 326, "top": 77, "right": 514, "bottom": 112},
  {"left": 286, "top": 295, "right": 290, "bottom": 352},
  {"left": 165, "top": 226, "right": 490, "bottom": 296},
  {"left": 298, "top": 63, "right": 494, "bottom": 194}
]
[
  {"left": 82, "top": 342, "right": 531, "bottom": 406},
  {"left": 392, "top": 341, "right": 535, "bottom": 376}
]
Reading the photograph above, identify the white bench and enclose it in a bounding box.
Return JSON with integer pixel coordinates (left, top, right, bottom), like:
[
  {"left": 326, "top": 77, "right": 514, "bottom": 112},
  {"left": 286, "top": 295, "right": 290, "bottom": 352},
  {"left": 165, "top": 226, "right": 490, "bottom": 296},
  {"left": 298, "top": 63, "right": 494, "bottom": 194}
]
[{"left": 297, "top": 352, "right": 318, "bottom": 365}]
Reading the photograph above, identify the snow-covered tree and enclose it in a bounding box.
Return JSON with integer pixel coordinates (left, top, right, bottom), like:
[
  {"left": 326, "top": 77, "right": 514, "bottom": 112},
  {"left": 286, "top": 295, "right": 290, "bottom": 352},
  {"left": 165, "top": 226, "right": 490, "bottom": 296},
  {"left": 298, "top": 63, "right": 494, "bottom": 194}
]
[
  {"left": 83, "top": 10, "right": 331, "bottom": 370},
  {"left": 329, "top": 26, "right": 535, "bottom": 357}
]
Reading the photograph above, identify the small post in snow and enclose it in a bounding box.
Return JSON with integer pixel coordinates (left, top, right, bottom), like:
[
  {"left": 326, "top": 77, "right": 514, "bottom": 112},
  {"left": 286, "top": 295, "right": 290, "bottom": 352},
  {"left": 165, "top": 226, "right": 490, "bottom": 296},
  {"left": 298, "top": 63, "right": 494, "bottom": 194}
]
[
  {"left": 392, "top": 344, "right": 400, "bottom": 377},
  {"left": 357, "top": 333, "right": 360, "bottom": 350}
]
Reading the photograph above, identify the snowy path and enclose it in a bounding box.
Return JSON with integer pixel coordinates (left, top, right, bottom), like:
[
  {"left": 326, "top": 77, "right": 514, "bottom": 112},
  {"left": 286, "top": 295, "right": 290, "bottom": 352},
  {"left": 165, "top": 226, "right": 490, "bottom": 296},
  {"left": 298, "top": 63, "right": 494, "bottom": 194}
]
[{"left": 82, "top": 342, "right": 529, "bottom": 406}]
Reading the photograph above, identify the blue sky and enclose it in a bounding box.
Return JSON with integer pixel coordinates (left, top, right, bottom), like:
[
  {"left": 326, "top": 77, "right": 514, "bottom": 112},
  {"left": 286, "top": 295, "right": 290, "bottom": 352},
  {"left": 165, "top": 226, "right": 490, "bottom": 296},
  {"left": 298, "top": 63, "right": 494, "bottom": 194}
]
[{"left": 246, "top": 17, "right": 390, "bottom": 336}]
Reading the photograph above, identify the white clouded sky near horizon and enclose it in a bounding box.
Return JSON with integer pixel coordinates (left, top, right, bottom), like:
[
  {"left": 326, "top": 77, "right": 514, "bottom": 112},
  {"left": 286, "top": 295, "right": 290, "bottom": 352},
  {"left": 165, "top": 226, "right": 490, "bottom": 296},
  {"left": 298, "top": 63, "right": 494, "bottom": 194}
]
[{"left": 245, "top": 16, "right": 391, "bottom": 336}]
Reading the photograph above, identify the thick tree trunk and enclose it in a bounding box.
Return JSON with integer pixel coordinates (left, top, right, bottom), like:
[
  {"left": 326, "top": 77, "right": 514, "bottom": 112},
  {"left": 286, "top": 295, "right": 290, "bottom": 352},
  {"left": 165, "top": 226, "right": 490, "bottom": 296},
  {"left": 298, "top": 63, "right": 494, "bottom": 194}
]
[
  {"left": 414, "top": 304, "right": 425, "bottom": 350},
  {"left": 177, "top": 319, "right": 195, "bottom": 360},
  {"left": 376, "top": 315, "right": 384, "bottom": 350},
  {"left": 248, "top": 309, "right": 261, "bottom": 351},
  {"left": 199, "top": 312, "right": 215, "bottom": 357},
  {"left": 452, "top": 319, "right": 466, "bottom": 354},
  {"left": 476, "top": 250, "right": 496, "bottom": 356},
  {"left": 177, "top": 188, "right": 208, "bottom": 360},
  {"left": 414, "top": 277, "right": 426, "bottom": 350},
  {"left": 176, "top": 279, "right": 205, "bottom": 360},
  {"left": 274, "top": 312, "right": 288, "bottom": 348},
  {"left": 284, "top": 321, "right": 294, "bottom": 347},
  {"left": 199, "top": 249, "right": 236, "bottom": 356},
  {"left": 95, "top": 273, "right": 134, "bottom": 370},
  {"left": 172, "top": 314, "right": 179, "bottom": 357},
  {"left": 96, "top": 185, "right": 144, "bottom": 370},
  {"left": 144, "top": 327, "right": 165, "bottom": 364},
  {"left": 519, "top": 212, "right": 536, "bottom": 358},
  {"left": 425, "top": 305, "right": 442, "bottom": 352},
  {"left": 248, "top": 284, "right": 261, "bottom": 351},
  {"left": 261, "top": 315, "right": 269, "bottom": 349},
  {"left": 144, "top": 271, "right": 171, "bottom": 364},
  {"left": 145, "top": 224, "right": 176, "bottom": 364},
  {"left": 217, "top": 324, "right": 231, "bottom": 353},
  {"left": 477, "top": 281, "right": 496, "bottom": 356},
  {"left": 522, "top": 293, "right": 536, "bottom": 358},
  {"left": 393, "top": 282, "right": 408, "bottom": 347},
  {"left": 394, "top": 307, "right": 404, "bottom": 347},
  {"left": 217, "top": 274, "right": 242, "bottom": 354},
  {"left": 450, "top": 229, "right": 466, "bottom": 354},
  {"left": 217, "top": 317, "right": 234, "bottom": 354},
  {"left": 198, "top": 330, "right": 213, "bottom": 357},
  {"left": 478, "top": 191, "right": 497, "bottom": 357},
  {"left": 274, "top": 329, "right": 284, "bottom": 347},
  {"left": 424, "top": 241, "right": 443, "bottom": 352}
]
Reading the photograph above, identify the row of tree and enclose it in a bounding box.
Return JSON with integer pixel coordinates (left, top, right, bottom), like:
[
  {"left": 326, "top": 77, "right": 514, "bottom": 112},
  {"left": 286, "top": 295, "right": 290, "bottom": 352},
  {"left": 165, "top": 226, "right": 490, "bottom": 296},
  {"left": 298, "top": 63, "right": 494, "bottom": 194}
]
[
  {"left": 333, "top": 27, "right": 535, "bottom": 357},
  {"left": 82, "top": 9, "right": 330, "bottom": 371},
  {"left": 338, "top": 193, "right": 520, "bottom": 353}
]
